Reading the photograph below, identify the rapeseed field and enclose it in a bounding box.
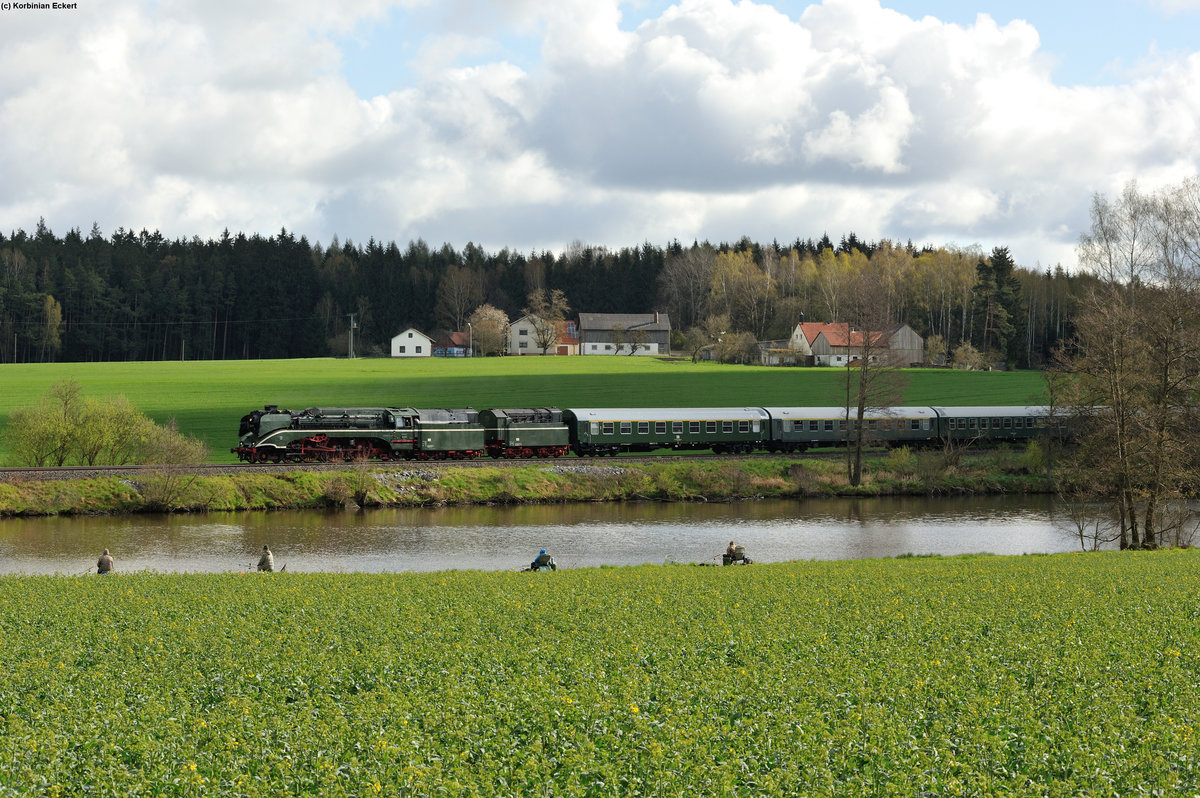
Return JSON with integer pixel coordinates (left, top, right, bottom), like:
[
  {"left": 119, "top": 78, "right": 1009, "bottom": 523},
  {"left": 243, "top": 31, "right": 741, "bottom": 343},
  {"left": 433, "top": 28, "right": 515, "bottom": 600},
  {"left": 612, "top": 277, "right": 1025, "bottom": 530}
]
[{"left": 1, "top": 552, "right": 1196, "bottom": 795}]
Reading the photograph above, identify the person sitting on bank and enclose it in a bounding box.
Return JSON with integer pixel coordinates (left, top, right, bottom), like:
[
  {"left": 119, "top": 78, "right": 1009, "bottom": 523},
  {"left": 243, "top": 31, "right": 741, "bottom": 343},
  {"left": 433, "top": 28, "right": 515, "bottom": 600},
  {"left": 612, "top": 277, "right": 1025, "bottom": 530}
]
[
  {"left": 97, "top": 548, "right": 114, "bottom": 574},
  {"left": 530, "top": 548, "right": 556, "bottom": 571},
  {"left": 257, "top": 545, "right": 274, "bottom": 573},
  {"left": 723, "top": 541, "right": 749, "bottom": 565}
]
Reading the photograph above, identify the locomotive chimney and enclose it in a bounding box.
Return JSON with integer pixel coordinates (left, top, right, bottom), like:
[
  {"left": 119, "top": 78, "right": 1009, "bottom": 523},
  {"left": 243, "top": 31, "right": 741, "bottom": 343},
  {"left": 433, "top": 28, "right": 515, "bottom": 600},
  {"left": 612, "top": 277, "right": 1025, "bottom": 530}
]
[{"left": 654, "top": 311, "right": 659, "bottom": 324}]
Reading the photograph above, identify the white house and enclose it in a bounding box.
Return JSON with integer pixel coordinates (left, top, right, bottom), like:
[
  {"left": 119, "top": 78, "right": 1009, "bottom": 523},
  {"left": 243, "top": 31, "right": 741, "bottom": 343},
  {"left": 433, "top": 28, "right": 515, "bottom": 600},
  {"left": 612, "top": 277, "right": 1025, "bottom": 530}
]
[
  {"left": 507, "top": 315, "right": 580, "bottom": 355},
  {"left": 509, "top": 315, "right": 543, "bottom": 355},
  {"left": 390, "top": 328, "right": 434, "bottom": 358}
]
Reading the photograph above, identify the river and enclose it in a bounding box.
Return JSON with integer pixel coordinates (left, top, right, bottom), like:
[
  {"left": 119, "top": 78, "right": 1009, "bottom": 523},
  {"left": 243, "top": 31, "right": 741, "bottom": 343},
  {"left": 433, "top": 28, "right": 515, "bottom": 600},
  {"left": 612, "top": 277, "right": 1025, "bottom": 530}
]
[{"left": 0, "top": 495, "right": 1101, "bottom": 575}]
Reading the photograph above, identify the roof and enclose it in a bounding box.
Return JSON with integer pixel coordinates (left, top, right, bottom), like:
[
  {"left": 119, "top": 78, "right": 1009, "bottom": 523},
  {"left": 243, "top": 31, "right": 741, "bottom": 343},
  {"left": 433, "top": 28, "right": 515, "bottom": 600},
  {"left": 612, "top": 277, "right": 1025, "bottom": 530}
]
[
  {"left": 931, "top": 406, "right": 1051, "bottom": 417},
  {"left": 794, "top": 322, "right": 843, "bottom": 345},
  {"left": 434, "top": 331, "right": 469, "bottom": 347},
  {"left": 392, "top": 327, "right": 433, "bottom": 342},
  {"left": 797, "top": 321, "right": 886, "bottom": 348},
  {"left": 565, "top": 407, "right": 769, "bottom": 422},
  {"left": 578, "top": 312, "right": 671, "bottom": 332},
  {"left": 762, "top": 406, "right": 936, "bottom": 421}
]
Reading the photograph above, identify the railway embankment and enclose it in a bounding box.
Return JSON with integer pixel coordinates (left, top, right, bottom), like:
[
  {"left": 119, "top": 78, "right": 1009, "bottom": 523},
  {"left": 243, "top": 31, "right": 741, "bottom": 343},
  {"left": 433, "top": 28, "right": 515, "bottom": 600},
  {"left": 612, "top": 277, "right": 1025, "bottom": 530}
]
[{"left": 0, "top": 447, "right": 1053, "bottom": 517}]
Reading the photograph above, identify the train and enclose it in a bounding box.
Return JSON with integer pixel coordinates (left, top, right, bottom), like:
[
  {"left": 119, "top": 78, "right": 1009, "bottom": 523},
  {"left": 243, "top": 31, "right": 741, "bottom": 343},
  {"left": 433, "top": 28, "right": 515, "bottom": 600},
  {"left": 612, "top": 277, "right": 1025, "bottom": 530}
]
[{"left": 232, "top": 404, "right": 1054, "bottom": 463}]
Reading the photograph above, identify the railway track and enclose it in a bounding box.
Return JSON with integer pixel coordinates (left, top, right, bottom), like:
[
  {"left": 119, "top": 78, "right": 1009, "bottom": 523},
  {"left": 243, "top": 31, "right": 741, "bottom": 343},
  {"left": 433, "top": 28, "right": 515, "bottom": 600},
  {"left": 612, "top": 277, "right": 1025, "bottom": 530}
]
[{"left": 0, "top": 451, "right": 858, "bottom": 482}]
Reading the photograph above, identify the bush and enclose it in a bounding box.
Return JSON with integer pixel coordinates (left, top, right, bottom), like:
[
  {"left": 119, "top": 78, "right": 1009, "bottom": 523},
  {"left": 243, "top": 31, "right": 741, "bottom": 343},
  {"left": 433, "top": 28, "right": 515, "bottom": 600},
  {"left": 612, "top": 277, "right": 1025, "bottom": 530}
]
[
  {"left": 885, "top": 446, "right": 916, "bottom": 477},
  {"left": 3, "top": 381, "right": 191, "bottom": 468}
]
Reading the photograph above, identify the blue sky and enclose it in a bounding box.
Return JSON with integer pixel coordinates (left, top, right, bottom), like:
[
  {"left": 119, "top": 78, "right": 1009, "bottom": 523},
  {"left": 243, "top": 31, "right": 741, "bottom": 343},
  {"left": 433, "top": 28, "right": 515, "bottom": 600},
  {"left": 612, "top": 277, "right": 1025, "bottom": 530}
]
[{"left": 3, "top": 0, "right": 1200, "bottom": 270}]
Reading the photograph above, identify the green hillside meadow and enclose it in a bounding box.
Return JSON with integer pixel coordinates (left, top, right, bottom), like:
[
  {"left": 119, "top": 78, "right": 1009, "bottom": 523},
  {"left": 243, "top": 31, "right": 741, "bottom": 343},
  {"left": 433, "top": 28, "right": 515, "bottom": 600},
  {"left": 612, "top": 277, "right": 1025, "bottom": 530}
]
[
  {"left": 0, "top": 358, "right": 1048, "bottom": 462},
  {"left": 2, "top": 552, "right": 1197, "bottom": 795}
]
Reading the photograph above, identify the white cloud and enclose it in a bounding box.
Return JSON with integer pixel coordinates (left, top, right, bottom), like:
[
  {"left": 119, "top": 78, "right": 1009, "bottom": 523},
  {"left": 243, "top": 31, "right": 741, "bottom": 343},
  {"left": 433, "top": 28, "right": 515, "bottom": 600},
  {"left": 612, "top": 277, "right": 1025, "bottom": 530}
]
[
  {"left": 2, "top": 0, "right": 1200, "bottom": 271},
  {"left": 1144, "top": 0, "right": 1200, "bottom": 13}
]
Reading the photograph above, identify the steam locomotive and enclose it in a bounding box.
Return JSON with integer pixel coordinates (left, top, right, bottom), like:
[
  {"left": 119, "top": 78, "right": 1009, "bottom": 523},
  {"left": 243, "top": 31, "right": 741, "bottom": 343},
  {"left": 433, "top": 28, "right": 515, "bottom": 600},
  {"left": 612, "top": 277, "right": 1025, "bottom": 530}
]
[{"left": 232, "top": 404, "right": 1052, "bottom": 463}]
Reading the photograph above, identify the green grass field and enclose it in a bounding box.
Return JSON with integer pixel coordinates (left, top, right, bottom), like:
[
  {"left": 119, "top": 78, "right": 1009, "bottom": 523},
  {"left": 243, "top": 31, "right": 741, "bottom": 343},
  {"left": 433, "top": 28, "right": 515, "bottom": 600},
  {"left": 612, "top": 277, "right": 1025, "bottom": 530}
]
[
  {"left": 2, "top": 552, "right": 1196, "bottom": 795},
  {"left": 0, "top": 358, "right": 1049, "bottom": 462}
]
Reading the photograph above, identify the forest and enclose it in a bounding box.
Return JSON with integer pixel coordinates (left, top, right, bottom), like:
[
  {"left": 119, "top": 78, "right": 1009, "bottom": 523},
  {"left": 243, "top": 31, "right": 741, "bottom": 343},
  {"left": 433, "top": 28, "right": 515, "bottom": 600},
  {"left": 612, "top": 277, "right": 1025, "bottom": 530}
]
[{"left": 0, "top": 220, "right": 1100, "bottom": 368}]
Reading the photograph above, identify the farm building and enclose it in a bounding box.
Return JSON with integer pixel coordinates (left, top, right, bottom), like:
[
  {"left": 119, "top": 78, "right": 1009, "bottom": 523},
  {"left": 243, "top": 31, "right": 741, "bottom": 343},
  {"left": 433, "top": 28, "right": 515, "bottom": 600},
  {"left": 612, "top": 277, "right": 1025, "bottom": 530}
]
[
  {"left": 788, "top": 321, "right": 923, "bottom": 367},
  {"left": 578, "top": 312, "right": 671, "bottom": 356}
]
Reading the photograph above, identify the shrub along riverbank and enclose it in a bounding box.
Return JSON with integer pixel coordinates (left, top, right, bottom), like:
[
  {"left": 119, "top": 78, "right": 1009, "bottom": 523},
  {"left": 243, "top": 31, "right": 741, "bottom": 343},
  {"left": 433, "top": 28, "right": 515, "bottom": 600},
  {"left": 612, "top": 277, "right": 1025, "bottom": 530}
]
[
  {"left": 0, "top": 447, "right": 1050, "bottom": 517},
  {"left": 2, "top": 551, "right": 1198, "bottom": 794}
]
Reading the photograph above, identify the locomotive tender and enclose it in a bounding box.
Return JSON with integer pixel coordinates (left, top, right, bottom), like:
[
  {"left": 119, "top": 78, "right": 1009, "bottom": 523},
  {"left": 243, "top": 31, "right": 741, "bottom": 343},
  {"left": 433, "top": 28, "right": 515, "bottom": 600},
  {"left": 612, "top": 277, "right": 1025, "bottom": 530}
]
[{"left": 232, "top": 404, "right": 1052, "bottom": 463}]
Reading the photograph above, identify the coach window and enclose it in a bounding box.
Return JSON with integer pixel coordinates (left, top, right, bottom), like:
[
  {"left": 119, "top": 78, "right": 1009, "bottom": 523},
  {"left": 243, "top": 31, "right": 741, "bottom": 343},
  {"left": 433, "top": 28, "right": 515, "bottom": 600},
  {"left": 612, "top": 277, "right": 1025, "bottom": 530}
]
[
  {"left": 655, "top": 422, "right": 666, "bottom": 434},
  {"left": 707, "top": 421, "right": 717, "bottom": 434},
  {"left": 991, "top": 418, "right": 1001, "bottom": 429},
  {"left": 638, "top": 422, "right": 649, "bottom": 434},
  {"left": 590, "top": 422, "right": 600, "bottom": 435},
  {"left": 808, "top": 420, "right": 817, "bottom": 431},
  {"left": 1027, "top": 417, "right": 1036, "bottom": 428},
  {"left": 672, "top": 421, "right": 683, "bottom": 434},
  {"left": 739, "top": 420, "right": 749, "bottom": 433},
  {"left": 689, "top": 421, "right": 700, "bottom": 434},
  {"left": 782, "top": 420, "right": 793, "bottom": 432},
  {"left": 723, "top": 421, "right": 733, "bottom": 433},
  {"left": 1003, "top": 417, "right": 1012, "bottom": 428},
  {"left": 824, "top": 420, "right": 833, "bottom": 431},
  {"left": 620, "top": 422, "right": 632, "bottom": 434},
  {"left": 601, "top": 422, "right": 614, "bottom": 435},
  {"left": 968, "top": 417, "right": 977, "bottom": 429}
]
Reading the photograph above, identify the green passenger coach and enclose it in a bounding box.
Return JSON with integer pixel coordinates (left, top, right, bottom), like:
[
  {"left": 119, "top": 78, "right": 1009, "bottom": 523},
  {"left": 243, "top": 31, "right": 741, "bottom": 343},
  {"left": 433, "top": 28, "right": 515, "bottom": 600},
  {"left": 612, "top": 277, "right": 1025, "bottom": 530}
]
[
  {"left": 762, "top": 406, "right": 937, "bottom": 452},
  {"left": 563, "top": 407, "right": 769, "bottom": 456}
]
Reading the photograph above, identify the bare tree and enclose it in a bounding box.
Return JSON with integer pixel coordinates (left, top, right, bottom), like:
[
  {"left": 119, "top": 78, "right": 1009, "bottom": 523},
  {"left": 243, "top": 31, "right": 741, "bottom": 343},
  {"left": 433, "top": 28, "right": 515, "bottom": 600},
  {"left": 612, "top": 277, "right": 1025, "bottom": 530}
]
[
  {"left": 1056, "top": 178, "right": 1200, "bottom": 548},
  {"left": 435, "top": 265, "right": 484, "bottom": 332},
  {"left": 840, "top": 270, "right": 909, "bottom": 487},
  {"left": 709, "top": 250, "right": 776, "bottom": 339},
  {"left": 658, "top": 245, "right": 715, "bottom": 331},
  {"left": 523, "top": 289, "right": 570, "bottom": 355}
]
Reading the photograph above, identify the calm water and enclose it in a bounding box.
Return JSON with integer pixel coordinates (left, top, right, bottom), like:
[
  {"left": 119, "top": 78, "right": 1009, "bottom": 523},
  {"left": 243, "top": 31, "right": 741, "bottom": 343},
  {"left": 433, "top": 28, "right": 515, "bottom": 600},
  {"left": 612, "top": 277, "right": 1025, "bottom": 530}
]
[{"left": 0, "top": 495, "right": 1096, "bottom": 575}]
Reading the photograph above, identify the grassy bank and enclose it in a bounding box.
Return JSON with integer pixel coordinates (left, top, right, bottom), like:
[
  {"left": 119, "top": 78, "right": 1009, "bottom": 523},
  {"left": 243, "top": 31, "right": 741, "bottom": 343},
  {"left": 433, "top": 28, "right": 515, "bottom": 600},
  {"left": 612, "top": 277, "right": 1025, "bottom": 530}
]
[
  {"left": 3, "top": 551, "right": 1197, "bottom": 795},
  {"left": 0, "top": 448, "right": 1049, "bottom": 517},
  {"left": 0, "top": 358, "right": 1049, "bottom": 462}
]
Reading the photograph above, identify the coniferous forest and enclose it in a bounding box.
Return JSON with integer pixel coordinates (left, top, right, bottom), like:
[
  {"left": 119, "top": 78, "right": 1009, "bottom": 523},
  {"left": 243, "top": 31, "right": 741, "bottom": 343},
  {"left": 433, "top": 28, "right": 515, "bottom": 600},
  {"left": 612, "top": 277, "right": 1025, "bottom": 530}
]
[{"left": 0, "top": 219, "right": 1099, "bottom": 367}]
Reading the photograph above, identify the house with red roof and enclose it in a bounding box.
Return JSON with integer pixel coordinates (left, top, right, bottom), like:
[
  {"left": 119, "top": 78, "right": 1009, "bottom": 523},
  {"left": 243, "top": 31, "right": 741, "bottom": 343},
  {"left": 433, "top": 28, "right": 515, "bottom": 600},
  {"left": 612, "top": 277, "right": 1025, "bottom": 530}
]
[{"left": 787, "top": 321, "right": 924, "bottom": 367}]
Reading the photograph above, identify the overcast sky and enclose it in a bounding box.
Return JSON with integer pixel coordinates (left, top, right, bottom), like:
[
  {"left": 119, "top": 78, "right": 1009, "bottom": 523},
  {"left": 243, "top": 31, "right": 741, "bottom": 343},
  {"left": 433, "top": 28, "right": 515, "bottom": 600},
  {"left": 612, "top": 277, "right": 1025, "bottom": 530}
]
[{"left": 3, "top": 0, "right": 1199, "bottom": 269}]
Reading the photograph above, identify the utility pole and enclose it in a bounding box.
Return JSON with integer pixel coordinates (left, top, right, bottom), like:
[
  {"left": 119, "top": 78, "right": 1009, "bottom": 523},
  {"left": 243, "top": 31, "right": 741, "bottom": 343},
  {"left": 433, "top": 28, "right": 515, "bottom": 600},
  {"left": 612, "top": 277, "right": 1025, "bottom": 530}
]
[{"left": 348, "top": 313, "right": 357, "bottom": 359}]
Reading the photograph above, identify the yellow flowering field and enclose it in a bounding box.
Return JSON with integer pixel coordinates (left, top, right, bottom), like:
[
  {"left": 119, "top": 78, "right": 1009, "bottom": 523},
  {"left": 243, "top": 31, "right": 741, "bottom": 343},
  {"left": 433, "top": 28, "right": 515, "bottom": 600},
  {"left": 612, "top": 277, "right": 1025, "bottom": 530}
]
[{"left": 1, "top": 552, "right": 1198, "bottom": 795}]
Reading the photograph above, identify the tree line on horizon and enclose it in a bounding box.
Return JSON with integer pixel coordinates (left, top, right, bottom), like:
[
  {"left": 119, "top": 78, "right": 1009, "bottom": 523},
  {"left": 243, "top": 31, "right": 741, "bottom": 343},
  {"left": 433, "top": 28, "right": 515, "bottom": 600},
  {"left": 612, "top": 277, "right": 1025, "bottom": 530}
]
[{"left": 0, "top": 220, "right": 1099, "bottom": 368}]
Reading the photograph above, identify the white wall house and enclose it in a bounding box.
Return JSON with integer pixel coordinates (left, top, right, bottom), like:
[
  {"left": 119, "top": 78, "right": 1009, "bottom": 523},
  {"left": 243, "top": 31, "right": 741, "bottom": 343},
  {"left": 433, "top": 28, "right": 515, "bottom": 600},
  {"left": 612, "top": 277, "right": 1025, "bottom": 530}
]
[
  {"left": 509, "top": 315, "right": 542, "bottom": 355},
  {"left": 390, "top": 328, "right": 434, "bottom": 358}
]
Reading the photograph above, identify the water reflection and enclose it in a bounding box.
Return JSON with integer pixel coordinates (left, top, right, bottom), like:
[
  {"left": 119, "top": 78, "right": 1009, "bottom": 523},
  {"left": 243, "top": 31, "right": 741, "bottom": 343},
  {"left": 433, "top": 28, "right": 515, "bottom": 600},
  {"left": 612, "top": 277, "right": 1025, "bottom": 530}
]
[{"left": 0, "top": 494, "right": 1096, "bottom": 575}]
